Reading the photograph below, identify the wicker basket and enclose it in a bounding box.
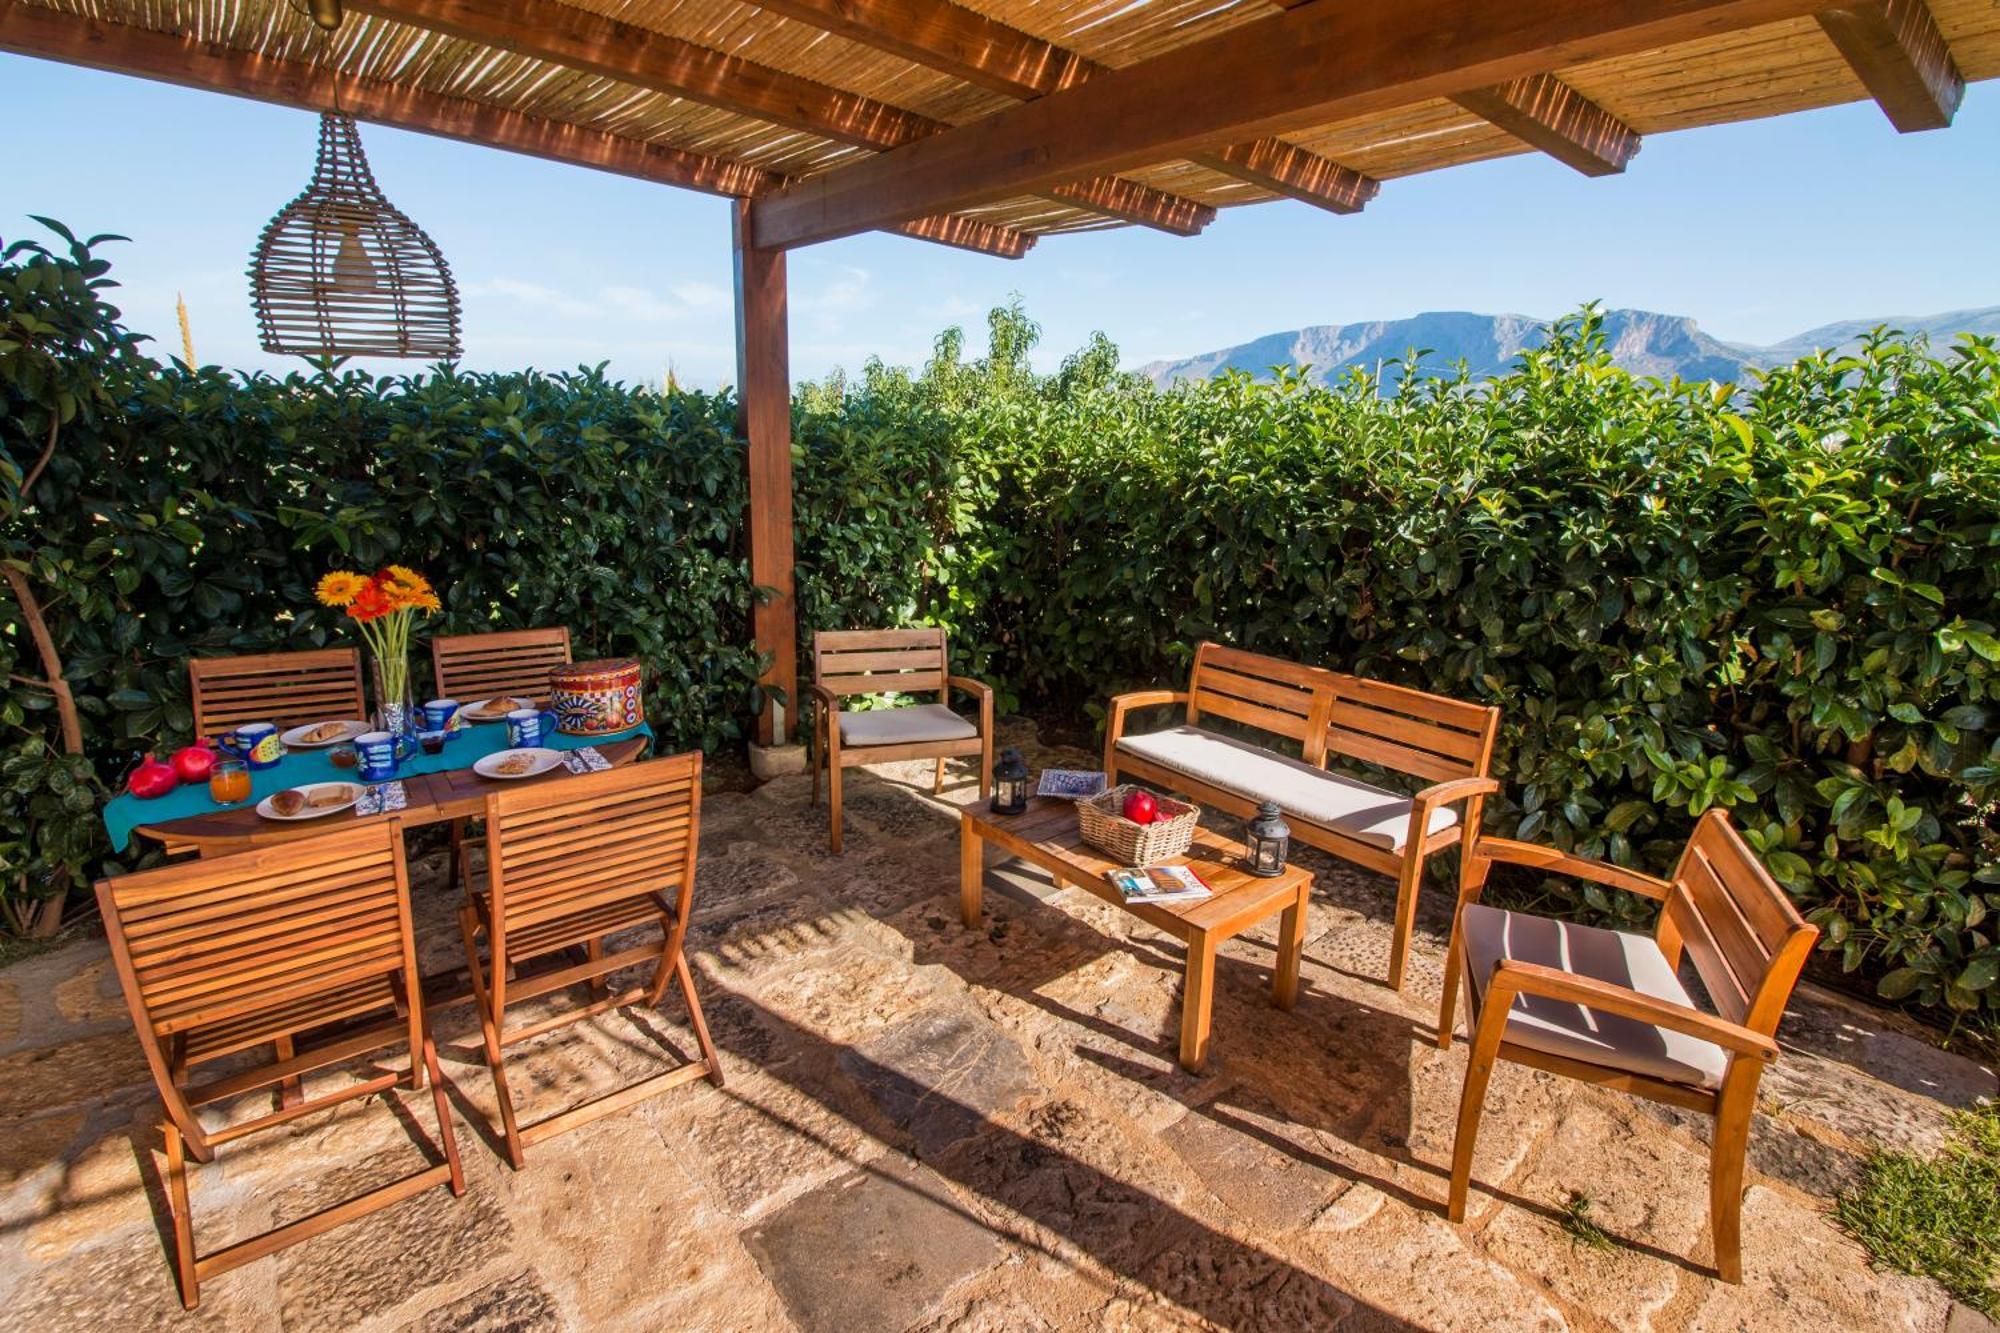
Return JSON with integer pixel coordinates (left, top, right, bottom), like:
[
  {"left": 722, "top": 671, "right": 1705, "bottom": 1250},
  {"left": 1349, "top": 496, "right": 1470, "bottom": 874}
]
[{"left": 1078, "top": 785, "right": 1200, "bottom": 865}]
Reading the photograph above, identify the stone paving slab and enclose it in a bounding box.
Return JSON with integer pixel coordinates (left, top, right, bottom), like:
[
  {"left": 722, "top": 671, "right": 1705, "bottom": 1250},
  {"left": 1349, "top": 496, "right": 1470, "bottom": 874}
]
[{"left": 0, "top": 726, "right": 1992, "bottom": 1331}]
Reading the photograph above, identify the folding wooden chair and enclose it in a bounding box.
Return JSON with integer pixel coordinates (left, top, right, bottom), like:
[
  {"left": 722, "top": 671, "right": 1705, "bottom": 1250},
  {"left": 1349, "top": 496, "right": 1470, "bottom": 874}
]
[
  {"left": 808, "top": 627, "right": 995, "bottom": 853},
  {"left": 95, "top": 821, "right": 463, "bottom": 1309},
  {"left": 188, "top": 647, "right": 367, "bottom": 736},
  {"left": 1438, "top": 809, "right": 1818, "bottom": 1282},
  {"left": 430, "top": 627, "right": 572, "bottom": 705},
  {"left": 457, "top": 753, "right": 721, "bottom": 1168}
]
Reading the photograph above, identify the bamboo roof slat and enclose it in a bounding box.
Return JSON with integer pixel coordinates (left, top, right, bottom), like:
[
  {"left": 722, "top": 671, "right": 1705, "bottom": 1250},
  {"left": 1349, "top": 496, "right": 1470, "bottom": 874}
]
[{"left": 4, "top": 0, "right": 1993, "bottom": 247}]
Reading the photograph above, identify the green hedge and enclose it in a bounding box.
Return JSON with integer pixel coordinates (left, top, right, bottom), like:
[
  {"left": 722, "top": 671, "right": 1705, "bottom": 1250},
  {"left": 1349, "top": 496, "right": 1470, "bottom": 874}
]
[{"left": 3, "top": 227, "right": 1997, "bottom": 1024}]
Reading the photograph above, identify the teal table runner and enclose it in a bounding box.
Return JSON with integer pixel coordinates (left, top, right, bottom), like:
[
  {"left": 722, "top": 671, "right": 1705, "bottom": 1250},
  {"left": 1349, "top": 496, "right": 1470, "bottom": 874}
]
[{"left": 101, "top": 722, "right": 653, "bottom": 852}]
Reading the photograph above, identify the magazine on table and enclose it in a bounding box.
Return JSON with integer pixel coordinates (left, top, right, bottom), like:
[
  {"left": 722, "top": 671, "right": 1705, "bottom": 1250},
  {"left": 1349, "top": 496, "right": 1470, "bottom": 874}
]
[{"left": 1109, "top": 864, "right": 1213, "bottom": 905}]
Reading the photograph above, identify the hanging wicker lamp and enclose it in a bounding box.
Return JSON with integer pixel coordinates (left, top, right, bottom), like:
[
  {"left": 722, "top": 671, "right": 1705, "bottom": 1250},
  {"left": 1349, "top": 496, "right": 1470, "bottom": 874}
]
[{"left": 248, "top": 111, "right": 462, "bottom": 360}]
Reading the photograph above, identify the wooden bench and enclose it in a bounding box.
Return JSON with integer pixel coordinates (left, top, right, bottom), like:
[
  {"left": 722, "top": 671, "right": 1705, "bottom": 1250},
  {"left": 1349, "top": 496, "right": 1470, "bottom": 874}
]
[{"left": 1104, "top": 641, "right": 1501, "bottom": 991}]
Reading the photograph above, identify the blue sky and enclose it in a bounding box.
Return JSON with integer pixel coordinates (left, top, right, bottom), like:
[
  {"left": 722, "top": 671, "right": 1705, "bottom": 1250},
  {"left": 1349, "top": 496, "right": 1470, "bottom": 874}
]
[{"left": 3, "top": 52, "right": 1996, "bottom": 386}]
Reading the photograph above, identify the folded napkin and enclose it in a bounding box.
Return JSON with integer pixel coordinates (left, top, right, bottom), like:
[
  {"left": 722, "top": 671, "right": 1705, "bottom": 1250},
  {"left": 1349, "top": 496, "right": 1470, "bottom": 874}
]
[
  {"left": 355, "top": 781, "right": 410, "bottom": 817},
  {"left": 561, "top": 746, "right": 612, "bottom": 775}
]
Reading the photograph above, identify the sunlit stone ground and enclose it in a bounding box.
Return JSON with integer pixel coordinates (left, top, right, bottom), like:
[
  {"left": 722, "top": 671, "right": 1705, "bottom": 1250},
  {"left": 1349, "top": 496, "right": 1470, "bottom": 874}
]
[{"left": 0, "top": 720, "right": 1993, "bottom": 1331}]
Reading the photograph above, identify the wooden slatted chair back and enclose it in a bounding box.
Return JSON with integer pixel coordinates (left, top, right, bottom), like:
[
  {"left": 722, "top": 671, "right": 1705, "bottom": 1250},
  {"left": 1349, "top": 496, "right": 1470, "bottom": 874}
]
[
  {"left": 1661, "top": 810, "right": 1817, "bottom": 1032},
  {"left": 1185, "top": 642, "right": 1339, "bottom": 761},
  {"left": 1322, "top": 672, "right": 1501, "bottom": 784},
  {"left": 814, "top": 627, "right": 948, "bottom": 697},
  {"left": 484, "top": 754, "right": 702, "bottom": 977},
  {"left": 96, "top": 823, "right": 417, "bottom": 1136},
  {"left": 431, "top": 627, "right": 573, "bottom": 704},
  {"left": 189, "top": 648, "right": 366, "bottom": 736}
]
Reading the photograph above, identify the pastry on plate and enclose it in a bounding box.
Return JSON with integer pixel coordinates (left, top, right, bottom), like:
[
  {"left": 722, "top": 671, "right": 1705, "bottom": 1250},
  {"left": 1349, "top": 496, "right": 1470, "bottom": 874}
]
[
  {"left": 494, "top": 753, "right": 535, "bottom": 776},
  {"left": 300, "top": 720, "right": 353, "bottom": 743},
  {"left": 270, "top": 789, "right": 306, "bottom": 816},
  {"left": 307, "top": 785, "right": 353, "bottom": 808},
  {"left": 472, "top": 695, "right": 530, "bottom": 720}
]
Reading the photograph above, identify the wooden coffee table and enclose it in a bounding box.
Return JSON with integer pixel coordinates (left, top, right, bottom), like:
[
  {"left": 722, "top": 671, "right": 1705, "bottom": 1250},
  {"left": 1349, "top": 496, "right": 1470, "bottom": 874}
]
[{"left": 958, "top": 797, "right": 1313, "bottom": 1073}]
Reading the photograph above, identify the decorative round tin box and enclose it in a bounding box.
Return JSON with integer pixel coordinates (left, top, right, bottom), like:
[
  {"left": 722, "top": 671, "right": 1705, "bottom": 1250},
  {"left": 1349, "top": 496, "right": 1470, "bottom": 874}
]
[{"left": 549, "top": 658, "right": 644, "bottom": 736}]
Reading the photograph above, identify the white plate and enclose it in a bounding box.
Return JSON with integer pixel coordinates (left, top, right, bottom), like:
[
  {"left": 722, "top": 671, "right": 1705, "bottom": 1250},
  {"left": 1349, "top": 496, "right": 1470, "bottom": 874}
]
[
  {"left": 257, "top": 782, "right": 362, "bottom": 821},
  {"left": 474, "top": 747, "right": 563, "bottom": 780},
  {"left": 281, "top": 719, "right": 367, "bottom": 748},
  {"left": 460, "top": 697, "right": 535, "bottom": 724}
]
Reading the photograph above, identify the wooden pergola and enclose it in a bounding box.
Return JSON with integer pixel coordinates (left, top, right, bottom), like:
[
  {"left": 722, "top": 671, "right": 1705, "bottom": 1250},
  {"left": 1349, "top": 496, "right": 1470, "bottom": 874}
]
[{"left": 2, "top": 0, "right": 1990, "bottom": 745}]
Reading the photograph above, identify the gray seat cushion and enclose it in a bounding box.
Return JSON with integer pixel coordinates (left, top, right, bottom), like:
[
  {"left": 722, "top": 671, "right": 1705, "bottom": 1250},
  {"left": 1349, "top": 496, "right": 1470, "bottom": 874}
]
[
  {"left": 1115, "top": 725, "right": 1457, "bottom": 851},
  {"left": 837, "top": 703, "right": 978, "bottom": 748},
  {"left": 1460, "top": 902, "right": 1729, "bottom": 1089}
]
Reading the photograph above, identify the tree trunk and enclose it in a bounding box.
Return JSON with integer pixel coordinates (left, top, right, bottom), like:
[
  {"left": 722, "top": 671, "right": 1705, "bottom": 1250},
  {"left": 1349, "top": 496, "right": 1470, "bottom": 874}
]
[{"left": 1, "top": 562, "right": 82, "bottom": 755}]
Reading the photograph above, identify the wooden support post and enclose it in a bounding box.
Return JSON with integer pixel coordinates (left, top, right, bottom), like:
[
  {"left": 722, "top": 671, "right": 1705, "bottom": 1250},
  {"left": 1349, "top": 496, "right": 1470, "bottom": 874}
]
[{"left": 733, "top": 199, "right": 795, "bottom": 747}]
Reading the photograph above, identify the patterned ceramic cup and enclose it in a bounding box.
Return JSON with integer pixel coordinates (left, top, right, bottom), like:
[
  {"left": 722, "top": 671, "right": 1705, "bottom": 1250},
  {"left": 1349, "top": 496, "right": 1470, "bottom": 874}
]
[
  {"left": 506, "top": 708, "right": 545, "bottom": 748},
  {"left": 226, "top": 721, "right": 284, "bottom": 769},
  {"left": 422, "top": 699, "right": 460, "bottom": 732},
  {"left": 355, "top": 730, "right": 398, "bottom": 782}
]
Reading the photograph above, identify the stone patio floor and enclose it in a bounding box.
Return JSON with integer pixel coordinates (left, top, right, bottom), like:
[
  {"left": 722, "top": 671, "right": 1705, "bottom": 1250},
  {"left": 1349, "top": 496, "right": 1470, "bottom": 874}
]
[{"left": 1, "top": 722, "right": 1995, "bottom": 1331}]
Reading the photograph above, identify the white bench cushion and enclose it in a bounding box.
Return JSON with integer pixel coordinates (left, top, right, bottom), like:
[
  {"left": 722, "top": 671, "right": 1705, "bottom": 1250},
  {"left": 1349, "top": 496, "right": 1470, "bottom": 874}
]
[
  {"left": 1460, "top": 903, "right": 1729, "bottom": 1089},
  {"left": 1115, "top": 725, "right": 1456, "bottom": 851},
  {"left": 838, "top": 703, "right": 978, "bottom": 748}
]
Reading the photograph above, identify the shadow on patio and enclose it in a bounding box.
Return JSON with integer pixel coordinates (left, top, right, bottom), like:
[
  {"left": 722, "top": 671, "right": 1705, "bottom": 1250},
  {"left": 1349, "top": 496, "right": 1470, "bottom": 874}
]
[{"left": 0, "top": 746, "right": 1988, "bottom": 1329}]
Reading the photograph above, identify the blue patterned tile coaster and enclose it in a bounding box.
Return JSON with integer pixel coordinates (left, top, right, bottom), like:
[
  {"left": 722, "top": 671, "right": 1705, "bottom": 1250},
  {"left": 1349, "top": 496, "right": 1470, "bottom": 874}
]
[
  {"left": 355, "top": 781, "right": 409, "bottom": 817},
  {"left": 1037, "top": 769, "right": 1108, "bottom": 799}
]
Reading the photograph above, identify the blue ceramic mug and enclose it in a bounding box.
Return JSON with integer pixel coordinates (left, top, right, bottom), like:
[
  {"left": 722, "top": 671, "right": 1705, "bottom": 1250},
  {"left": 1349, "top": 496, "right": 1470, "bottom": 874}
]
[
  {"left": 506, "top": 708, "right": 547, "bottom": 748},
  {"left": 355, "top": 730, "right": 398, "bottom": 782},
  {"left": 422, "top": 698, "right": 460, "bottom": 732}
]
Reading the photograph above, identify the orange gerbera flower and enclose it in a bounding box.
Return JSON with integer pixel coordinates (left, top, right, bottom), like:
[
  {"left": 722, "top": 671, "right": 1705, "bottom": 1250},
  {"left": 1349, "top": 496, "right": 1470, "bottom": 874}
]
[
  {"left": 315, "top": 570, "right": 369, "bottom": 608},
  {"left": 348, "top": 580, "right": 393, "bottom": 623}
]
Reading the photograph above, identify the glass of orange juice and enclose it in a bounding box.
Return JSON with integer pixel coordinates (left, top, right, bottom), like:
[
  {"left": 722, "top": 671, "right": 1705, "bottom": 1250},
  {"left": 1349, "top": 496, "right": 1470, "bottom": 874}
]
[{"left": 209, "top": 759, "right": 251, "bottom": 805}]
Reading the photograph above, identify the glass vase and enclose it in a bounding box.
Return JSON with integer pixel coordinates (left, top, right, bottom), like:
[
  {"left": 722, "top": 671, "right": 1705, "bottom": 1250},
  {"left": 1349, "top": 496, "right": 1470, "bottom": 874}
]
[{"left": 371, "top": 654, "right": 418, "bottom": 758}]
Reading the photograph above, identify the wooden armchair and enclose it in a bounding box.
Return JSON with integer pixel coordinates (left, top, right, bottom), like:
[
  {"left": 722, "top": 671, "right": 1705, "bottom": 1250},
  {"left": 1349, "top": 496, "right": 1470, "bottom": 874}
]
[
  {"left": 458, "top": 753, "right": 721, "bottom": 1168},
  {"left": 95, "top": 821, "right": 463, "bottom": 1309},
  {"left": 189, "top": 647, "right": 366, "bottom": 735},
  {"left": 431, "top": 626, "right": 572, "bottom": 704},
  {"left": 808, "top": 628, "right": 994, "bottom": 853},
  {"left": 1438, "top": 809, "right": 1818, "bottom": 1282}
]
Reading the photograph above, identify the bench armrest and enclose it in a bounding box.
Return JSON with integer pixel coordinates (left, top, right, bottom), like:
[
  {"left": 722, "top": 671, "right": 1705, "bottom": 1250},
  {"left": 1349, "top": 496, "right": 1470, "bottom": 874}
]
[
  {"left": 1105, "top": 689, "right": 1186, "bottom": 736},
  {"left": 1402, "top": 776, "right": 1499, "bottom": 860},
  {"left": 1103, "top": 689, "right": 1188, "bottom": 772},
  {"left": 1483, "top": 959, "right": 1778, "bottom": 1062},
  {"left": 1411, "top": 775, "right": 1500, "bottom": 811},
  {"left": 1470, "top": 835, "right": 1674, "bottom": 901}
]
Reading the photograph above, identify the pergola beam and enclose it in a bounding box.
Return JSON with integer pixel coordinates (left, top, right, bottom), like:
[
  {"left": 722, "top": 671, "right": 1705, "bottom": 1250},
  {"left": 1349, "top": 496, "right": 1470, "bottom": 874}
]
[
  {"left": 748, "top": 0, "right": 1381, "bottom": 215},
  {"left": 733, "top": 200, "right": 795, "bottom": 748},
  {"left": 1816, "top": 0, "right": 1963, "bottom": 131},
  {"left": 751, "top": 0, "right": 1828, "bottom": 251},
  {"left": 347, "top": 0, "right": 1210, "bottom": 235},
  {"left": 0, "top": 0, "right": 1033, "bottom": 259},
  {"left": 1451, "top": 75, "right": 1642, "bottom": 176},
  {"left": 1188, "top": 142, "right": 1379, "bottom": 214}
]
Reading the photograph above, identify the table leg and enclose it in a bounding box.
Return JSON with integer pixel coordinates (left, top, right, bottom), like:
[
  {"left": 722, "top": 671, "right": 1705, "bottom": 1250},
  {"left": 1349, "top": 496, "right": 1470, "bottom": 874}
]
[
  {"left": 959, "top": 815, "right": 983, "bottom": 929},
  {"left": 1179, "top": 931, "right": 1218, "bottom": 1073},
  {"left": 1274, "top": 881, "right": 1308, "bottom": 1011}
]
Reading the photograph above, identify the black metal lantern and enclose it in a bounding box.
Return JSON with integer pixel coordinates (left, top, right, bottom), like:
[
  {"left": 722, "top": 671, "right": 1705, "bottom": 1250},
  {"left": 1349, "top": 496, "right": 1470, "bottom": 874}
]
[
  {"left": 1244, "top": 801, "right": 1291, "bottom": 877},
  {"left": 992, "top": 747, "right": 1030, "bottom": 816}
]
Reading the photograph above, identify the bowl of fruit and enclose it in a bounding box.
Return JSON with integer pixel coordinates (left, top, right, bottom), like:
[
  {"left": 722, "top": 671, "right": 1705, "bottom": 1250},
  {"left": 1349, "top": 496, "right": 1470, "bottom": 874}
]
[{"left": 1077, "top": 783, "right": 1200, "bottom": 865}]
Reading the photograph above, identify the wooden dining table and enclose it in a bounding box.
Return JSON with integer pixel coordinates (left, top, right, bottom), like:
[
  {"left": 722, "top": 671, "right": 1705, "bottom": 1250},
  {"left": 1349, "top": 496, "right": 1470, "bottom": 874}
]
[{"left": 133, "top": 736, "right": 650, "bottom": 857}]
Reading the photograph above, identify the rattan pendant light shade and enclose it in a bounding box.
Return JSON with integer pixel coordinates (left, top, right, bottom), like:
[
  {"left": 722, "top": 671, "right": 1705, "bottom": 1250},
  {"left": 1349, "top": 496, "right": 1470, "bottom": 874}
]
[{"left": 248, "top": 112, "right": 461, "bottom": 360}]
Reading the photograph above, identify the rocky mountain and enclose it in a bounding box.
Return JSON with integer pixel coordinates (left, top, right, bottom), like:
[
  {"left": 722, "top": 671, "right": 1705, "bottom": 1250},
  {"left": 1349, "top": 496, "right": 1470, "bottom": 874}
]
[{"left": 1135, "top": 305, "right": 1999, "bottom": 389}]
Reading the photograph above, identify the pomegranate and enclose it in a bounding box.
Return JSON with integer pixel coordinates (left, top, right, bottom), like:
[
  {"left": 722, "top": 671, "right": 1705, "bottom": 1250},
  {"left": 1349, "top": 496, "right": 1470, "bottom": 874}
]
[
  {"left": 126, "top": 753, "right": 179, "bottom": 800},
  {"left": 1122, "top": 789, "right": 1159, "bottom": 825},
  {"left": 171, "top": 738, "right": 218, "bottom": 785}
]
